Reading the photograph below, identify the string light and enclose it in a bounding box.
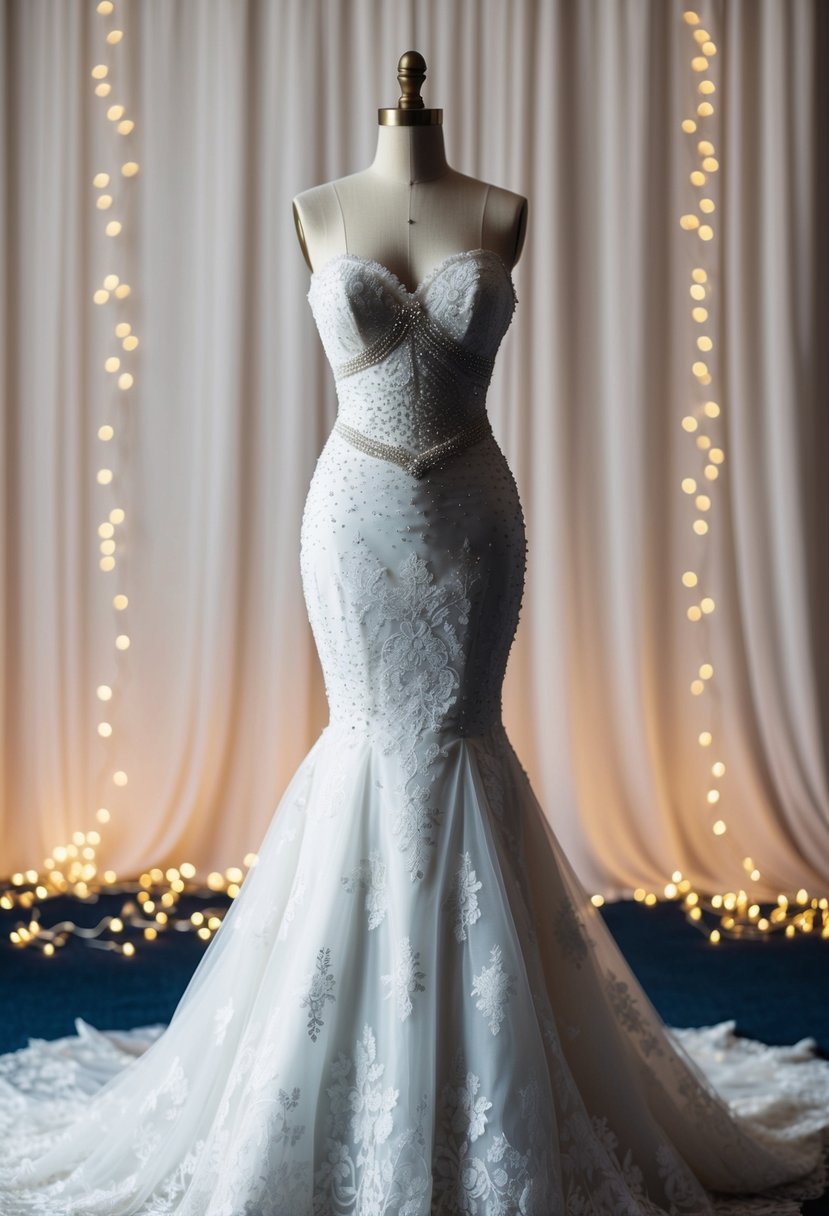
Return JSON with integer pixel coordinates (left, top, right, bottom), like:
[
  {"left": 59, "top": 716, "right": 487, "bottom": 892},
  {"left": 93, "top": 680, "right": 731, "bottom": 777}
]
[
  {"left": 589, "top": 10, "right": 829, "bottom": 944},
  {"left": 0, "top": 0, "right": 249, "bottom": 956}
]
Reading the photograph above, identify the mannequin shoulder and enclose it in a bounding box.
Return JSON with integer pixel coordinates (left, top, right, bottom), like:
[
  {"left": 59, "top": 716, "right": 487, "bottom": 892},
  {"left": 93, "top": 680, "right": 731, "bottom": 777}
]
[
  {"left": 472, "top": 176, "right": 529, "bottom": 269},
  {"left": 291, "top": 180, "right": 348, "bottom": 272}
]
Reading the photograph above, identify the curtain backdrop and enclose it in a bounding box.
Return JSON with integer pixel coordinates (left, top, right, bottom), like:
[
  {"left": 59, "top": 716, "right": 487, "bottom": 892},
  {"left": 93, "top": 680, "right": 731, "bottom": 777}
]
[{"left": 1, "top": 0, "right": 827, "bottom": 900}]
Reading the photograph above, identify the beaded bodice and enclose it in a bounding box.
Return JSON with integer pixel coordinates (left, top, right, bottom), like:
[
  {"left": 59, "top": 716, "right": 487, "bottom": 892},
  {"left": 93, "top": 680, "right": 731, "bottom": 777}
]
[{"left": 306, "top": 248, "right": 518, "bottom": 450}]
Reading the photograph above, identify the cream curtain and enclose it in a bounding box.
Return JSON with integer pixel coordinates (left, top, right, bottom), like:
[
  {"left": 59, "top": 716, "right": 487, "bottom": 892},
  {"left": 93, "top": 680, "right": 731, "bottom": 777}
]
[{"left": 1, "top": 0, "right": 826, "bottom": 902}]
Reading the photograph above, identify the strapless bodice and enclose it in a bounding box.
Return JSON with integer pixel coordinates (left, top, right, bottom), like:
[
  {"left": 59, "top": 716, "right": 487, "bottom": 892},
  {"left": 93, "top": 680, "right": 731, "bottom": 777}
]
[{"left": 306, "top": 248, "right": 518, "bottom": 450}]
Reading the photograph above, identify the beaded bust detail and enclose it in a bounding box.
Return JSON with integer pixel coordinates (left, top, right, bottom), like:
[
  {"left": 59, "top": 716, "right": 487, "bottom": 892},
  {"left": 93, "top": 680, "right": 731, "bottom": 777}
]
[{"left": 307, "top": 247, "right": 518, "bottom": 460}]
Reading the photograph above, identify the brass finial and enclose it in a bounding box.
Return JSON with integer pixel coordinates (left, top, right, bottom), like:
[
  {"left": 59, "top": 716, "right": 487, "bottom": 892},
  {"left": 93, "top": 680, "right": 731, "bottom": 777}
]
[{"left": 378, "top": 51, "right": 443, "bottom": 126}]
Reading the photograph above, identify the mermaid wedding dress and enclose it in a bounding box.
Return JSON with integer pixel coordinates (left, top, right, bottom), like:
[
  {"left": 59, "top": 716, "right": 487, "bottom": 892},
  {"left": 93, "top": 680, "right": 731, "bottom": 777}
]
[{"left": 1, "top": 247, "right": 829, "bottom": 1215}]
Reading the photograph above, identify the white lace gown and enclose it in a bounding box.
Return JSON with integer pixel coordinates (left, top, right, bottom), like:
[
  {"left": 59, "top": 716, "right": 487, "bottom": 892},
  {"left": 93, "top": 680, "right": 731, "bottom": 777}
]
[{"left": 1, "top": 247, "right": 828, "bottom": 1215}]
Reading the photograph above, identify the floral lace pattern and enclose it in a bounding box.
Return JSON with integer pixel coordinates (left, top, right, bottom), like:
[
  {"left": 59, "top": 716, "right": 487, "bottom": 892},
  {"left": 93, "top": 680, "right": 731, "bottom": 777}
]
[
  {"left": 445, "top": 850, "right": 483, "bottom": 942},
  {"left": 381, "top": 937, "right": 426, "bottom": 1022},
  {"left": 341, "top": 851, "right": 389, "bottom": 930},
  {"left": 298, "top": 947, "right": 337, "bottom": 1042},
  {"left": 471, "top": 944, "right": 517, "bottom": 1035}
]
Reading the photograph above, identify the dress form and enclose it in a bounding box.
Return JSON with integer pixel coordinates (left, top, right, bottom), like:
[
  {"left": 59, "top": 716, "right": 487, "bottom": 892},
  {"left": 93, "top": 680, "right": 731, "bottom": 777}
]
[{"left": 292, "top": 51, "right": 528, "bottom": 290}]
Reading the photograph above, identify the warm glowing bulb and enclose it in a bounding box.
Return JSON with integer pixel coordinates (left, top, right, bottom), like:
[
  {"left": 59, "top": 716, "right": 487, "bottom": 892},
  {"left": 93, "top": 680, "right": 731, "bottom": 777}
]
[
  {"left": 114, "top": 284, "right": 131, "bottom": 299},
  {"left": 96, "top": 684, "right": 112, "bottom": 700},
  {"left": 96, "top": 195, "right": 113, "bottom": 210},
  {"left": 122, "top": 335, "right": 139, "bottom": 351},
  {"left": 692, "top": 519, "right": 708, "bottom": 535},
  {"left": 690, "top": 679, "right": 705, "bottom": 695},
  {"left": 103, "top": 274, "right": 119, "bottom": 290},
  {"left": 690, "top": 170, "right": 706, "bottom": 186},
  {"left": 692, "top": 307, "right": 708, "bottom": 322},
  {"left": 94, "top": 83, "right": 112, "bottom": 97},
  {"left": 98, "top": 721, "right": 112, "bottom": 737},
  {"left": 106, "top": 29, "right": 124, "bottom": 44},
  {"left": 683, "top": 11, "right": 700, "bottom": 26},
  {"left": 681, "top": 119, "right": 697, "bottom": 133},
  {"left": 699, "top": 731, "right": 712, "bottom": 746},
  {"left": 687, "top": 605, "right": 702, "bottom": 621},
  {"left": 697, "top": 336, "right": 713, "bottom": 352},
  {"left": 118, "top": 120, "right": 135, "bottom": 135},
  {"left": 709, "top": 929, "right": 721, "bottom": 943},
  {"left": 712, "top": 819, "right": 726, "bottom": 834},
  {"left": 681, "top": 415, "right": 698, "bottom": 432},
  {"left": 113, "top": 593, "right": 128, "bottom": 609},
  {"left": 699, "top": 663, "right": 713, "bottom": 679},
  {"left": 122, "top": 941, "right": 135, "bottom": 956},
  {"left": 680, "top": 214, "right": 700, "bottom": 230},
  {"left": 692, "top": 361, "right": 708, "bottom": 377},
  {"left": 699, "top": 224, "right": 714, "bottom": 241},
  {"left": 115, "top": 322, "right": 131, "bottom": 337},
  {"left": 699, "top": 80, "right": 716, "bottom": 95},
  {"left": 105, "top": 356, "right": 121, "bottom": 372},
  {"left": 698, "top": 102, "right": 714, "bottom": 117},
  {"left": 115, "top": 634, "right": 130, "bottom": 650},
  {"left": 93, "top": 289, "right": 110, "bottom": 305},
  {"left": 712, "top": 761, "right": 725, "bottom": 777},
  {"left": 93, "top": 172, "right": 110, "bottom": 187},
  {"left": 99, "top": 522, "right": 115, "bottom": 539},
  {"left": 97, "top": 468, "right": 113, "bottom": 485},
  {"left": 699, "top": 198, "right": 715, "bottom": 214},
  {"left": 691, "top": 57, "right": 708, "bottom": 72},
  {"left": 681, "top": 477, "right": 697, "bottom": 493},
  {"left": 105, "top": 221, "right": 122, "bottom": 236},
  {"left": 690, "top": 284, "right": 706, "bottom": 300},
  {"left": 703, "top": 41, "right": 716, "bottom": 56},
  {"left": 590, "top": 894, "right": 605, "bottom": 907},
  {"left": 704, "top": 464, "right": 719, "bottom": 480},
  {"left": 681, "top": 571, "right": 698, "bottom": 587},
  {"left": 113, "top": 770, "right": 128, "bottom": 786},
  {"left": 117, "top": 373, "right": 134, "bottom": 390},
  {"left": 694, "top": 495, "right": 710, "bottom": 510},
  {"left": 709, "top": 447, "right": 725, "bottom": 463},
  {"left": 121, "top": 161, "right": 139, "bottom": 177},
  {"left": 701, "top": 597, "right": 715, "bottom": 613},
  {"left": 702, "top": 156, "right": 719, "bottom": 172}
]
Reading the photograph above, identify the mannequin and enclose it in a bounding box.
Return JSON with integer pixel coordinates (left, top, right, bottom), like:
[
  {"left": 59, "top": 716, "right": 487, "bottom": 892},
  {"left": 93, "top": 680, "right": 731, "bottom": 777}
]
[{"left": 292, "top": 50, "right": 528, "bottom": 290}]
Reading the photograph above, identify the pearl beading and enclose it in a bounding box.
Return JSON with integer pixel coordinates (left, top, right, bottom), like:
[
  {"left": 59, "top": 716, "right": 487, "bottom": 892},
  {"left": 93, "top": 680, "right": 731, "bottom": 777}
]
[
  {"left": 334, "top": 298, "right": 495, "bottom": 382},
  {"left": 334, "top": 414, "right": 493, "bottom": 478}
]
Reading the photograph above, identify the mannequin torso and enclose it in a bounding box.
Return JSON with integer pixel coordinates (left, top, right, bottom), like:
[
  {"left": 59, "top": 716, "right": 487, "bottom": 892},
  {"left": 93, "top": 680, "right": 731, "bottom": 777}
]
[{"left": 292, "top": 125, "right": 527, "bottom": 291}]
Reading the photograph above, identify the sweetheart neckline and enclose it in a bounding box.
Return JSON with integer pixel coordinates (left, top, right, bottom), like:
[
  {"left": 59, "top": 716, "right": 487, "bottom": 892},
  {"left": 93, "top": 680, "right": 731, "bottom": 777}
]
[{"left": 307, "top": 247, "right": 515, "bottom": 300}]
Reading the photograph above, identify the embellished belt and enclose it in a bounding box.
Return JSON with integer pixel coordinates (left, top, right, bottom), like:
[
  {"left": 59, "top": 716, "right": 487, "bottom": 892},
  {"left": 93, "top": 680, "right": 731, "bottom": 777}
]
[{"left": 334, "top": 415, "right": 492, "bottom": 478}]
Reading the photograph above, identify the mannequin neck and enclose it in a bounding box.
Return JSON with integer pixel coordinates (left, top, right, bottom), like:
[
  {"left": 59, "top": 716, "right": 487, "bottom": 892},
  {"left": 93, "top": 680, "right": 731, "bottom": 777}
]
[{"left": 369, "top": 125, "right": 450, "bottom": 183}]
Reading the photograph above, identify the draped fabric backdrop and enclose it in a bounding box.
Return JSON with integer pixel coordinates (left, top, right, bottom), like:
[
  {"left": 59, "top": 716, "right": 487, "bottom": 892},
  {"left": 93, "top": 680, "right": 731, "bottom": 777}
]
[{"left": 1, "top": 0, "right": 826, "bottom": 900}]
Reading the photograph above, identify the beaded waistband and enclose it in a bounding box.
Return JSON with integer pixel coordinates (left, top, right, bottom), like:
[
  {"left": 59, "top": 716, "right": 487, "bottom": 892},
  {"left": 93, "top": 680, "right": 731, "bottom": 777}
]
[{"left": 334, "top": 415, "right": 493, "bottom": 478}]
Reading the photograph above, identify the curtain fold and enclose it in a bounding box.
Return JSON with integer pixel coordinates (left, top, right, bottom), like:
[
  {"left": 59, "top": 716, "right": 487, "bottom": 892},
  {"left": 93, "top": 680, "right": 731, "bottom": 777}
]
[{"left": 1, "top": 0, "right": 826, "bottom": 901}]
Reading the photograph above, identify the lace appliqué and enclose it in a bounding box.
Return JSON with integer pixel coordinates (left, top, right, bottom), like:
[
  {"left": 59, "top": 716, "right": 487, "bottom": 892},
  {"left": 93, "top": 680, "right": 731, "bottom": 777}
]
[
  {"left": 298, "top": 947, "right": 336, "bottom": 1042},
  {"left": 381, "top": 936, "right": 426, "bottom": 1022},
  {"left": 341, "top": 850, "right": 389, "bottom": 930},
  {"left": 313, "top": 1023, "right": 430, "bottom": 1215},
  {"left": 433, "top": 1050, "right": 540, "bottom": 1214},
  {"left": 471, "top": 944, "right": 516, "bottom": 1035},
  {"left": 445, "top": 850, "right": 483, "bottom": 943},
  {"left": 337, "top": 538, "right": 480, "bottom": 882}
]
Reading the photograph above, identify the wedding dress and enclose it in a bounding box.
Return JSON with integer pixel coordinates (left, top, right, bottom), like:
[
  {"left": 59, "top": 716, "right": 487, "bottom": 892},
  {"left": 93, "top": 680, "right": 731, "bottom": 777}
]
[{"left": 2, "top": 246, "right": 829, "bottom": 1216}]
